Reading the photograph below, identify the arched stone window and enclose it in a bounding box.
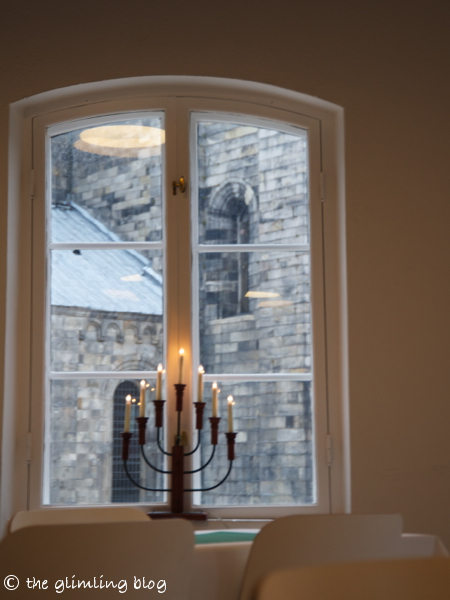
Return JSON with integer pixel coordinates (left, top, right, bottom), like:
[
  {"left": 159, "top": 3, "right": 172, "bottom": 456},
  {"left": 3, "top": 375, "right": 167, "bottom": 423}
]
[
  {"left": 111, "top": 381, "right": 140, "bottom": 502},
  {"left": 200, "top": 179, "right": 256, "bottom": 319}
]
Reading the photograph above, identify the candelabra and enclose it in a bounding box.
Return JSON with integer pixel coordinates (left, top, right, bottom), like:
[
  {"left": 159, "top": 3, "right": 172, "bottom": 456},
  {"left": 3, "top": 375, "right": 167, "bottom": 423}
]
[{"left": 121, "top": 383, "right": 237, "bottom": 520}]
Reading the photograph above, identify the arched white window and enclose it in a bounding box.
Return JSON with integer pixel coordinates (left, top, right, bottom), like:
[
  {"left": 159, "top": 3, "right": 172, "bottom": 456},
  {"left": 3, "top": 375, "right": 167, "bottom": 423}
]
[{"left": 2, "top": 77, "right": 349, "bottom": 529}]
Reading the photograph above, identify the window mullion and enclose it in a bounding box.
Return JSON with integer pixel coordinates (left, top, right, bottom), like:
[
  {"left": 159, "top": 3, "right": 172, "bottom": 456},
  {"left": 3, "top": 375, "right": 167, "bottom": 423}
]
[{"left": 165, "top": 99, "right": 195, "bottom": 510}]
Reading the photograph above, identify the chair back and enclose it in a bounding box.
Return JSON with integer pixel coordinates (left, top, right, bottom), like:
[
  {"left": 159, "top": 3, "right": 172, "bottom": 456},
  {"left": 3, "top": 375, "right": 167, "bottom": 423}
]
[
  {"left": 240, "top": 514, "right": 403, "bottom": 600},
  {"left": 0, "top": 519, "right": 194, "bottom": 599},
  {"left": 10, "top": 506, "right": 149, "bottom": 532},
  {"left": 257, "top": 557, "right": 450, "bottom": 600}
]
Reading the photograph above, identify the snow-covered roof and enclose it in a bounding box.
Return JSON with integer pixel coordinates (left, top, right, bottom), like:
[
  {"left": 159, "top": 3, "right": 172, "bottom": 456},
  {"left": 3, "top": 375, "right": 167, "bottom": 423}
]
[{"left": 51, "top": 203, "right": 162, "bottom": 315}]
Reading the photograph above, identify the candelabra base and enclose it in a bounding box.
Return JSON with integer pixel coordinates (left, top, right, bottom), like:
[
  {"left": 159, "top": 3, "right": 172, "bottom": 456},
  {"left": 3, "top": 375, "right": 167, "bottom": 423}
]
[{"left": 148, "top": 511, "right": 208, "bottom": 521}]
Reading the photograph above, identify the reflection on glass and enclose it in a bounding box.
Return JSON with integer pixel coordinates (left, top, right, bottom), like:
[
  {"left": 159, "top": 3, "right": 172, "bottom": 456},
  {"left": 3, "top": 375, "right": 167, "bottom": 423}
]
[
  {"left": 51, "top": 117, "right": 164, "bottom": 242},
  {"left": 197, "top": 121, "right": 309, "bottom": 245},
  {"left": 50, "top": 250, "right": 163, "bottom": 372},
  {"left": 47, "top": 379, "right": 165, "bottom": 505},
  {"left": 199, "top": 252, "right": 311, "bottom": 374},
  {"left": 199, "top": 380, "right": 314, "bottom": 506},
  {"left": 75, "top": 125, "right": 165, "bottom": 157}
]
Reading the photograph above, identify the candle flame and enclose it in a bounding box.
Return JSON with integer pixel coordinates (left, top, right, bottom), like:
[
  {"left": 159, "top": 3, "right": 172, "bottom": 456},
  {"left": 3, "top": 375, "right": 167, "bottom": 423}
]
[
  {"left": 179, "top": 348, "right": 185, "bottom": 355},
  {"left": 157, "top": 363, "right": 163, "bottom": 372},
  {"left": 198, "top": 365, "right": 204, "bottom": 374},
  {"left": 227, "top": 395, "right": 235, "bottom": 405},
  {"left": 125, "top": 395, "right": 132, "bottom": 403},
  {"left": 140, "top": 379, "right": 146, "bottom": 387},
  {"left": 212, "top": 382, "right": 217, "bottom": 389}
]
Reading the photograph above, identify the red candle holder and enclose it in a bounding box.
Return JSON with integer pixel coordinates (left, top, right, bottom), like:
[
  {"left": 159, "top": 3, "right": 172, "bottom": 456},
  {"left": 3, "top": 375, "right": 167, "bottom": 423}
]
[
  {"left": 225, "top": 432, "right": 237, "bottom": 460},
  {"left": 136, "top": 416, "right": 149, "bottom": 445},
  {"left": 194, "top": 401, "right": 206, "bottom": 430},
  {"left": 153, "top": 400, "right": 165, "bottom": 428},
  {"left": 209, "top": 417, "right": 221, "bottom": 445},
  {"left": 174, "top": 384, "right": 186, "bottom": 412},
  {"left": 121, "top": 432, "right": 132, "bottom": 460}
]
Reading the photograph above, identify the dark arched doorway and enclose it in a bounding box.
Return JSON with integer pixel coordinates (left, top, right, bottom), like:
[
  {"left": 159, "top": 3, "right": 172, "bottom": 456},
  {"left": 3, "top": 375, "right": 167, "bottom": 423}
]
[{"left": 112, "top": 380, "right": 140, "bottom": 502}]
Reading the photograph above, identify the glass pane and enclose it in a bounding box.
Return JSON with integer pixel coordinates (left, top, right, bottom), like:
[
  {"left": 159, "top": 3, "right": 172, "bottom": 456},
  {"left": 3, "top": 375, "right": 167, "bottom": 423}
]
[
  {"left": 197, "top": 121, "right": 309, "bottom": 245},
  {"left": 199, "top": 252, "right": 311, "bottom": 374},
  {"left": 46, "top": 379, "right": 166, "bottom": 505},
  {"left": 50, "top": 116, "right": 164, "bottom": 242},
  {"left": 50, "top": 250, "right": 163, "bottom": 371},
  {"left": 198, "top": 380, "right": 314, "bottom": 505}
]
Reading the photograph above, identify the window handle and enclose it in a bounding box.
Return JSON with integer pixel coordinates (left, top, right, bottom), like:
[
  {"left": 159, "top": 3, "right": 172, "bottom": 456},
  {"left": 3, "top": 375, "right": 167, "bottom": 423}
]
[{"left": 172, "top": 176, "right": 186, "bottom": 195}]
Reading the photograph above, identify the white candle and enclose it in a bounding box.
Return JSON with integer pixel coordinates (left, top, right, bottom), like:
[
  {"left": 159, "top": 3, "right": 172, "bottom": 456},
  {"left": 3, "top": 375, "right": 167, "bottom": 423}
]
[
  {"left": 198, "top": 366, "right": 204, "bottom": 402},
  {"left": 212, "top": 382, "right": 218, "bottom": 418},
  {"left": 139, "top": 380, "right": 146, "bottom": 417},
  {"left": 124, "top": 395, "right": 132, "bottom": 432},
  {"left": 156, "top": 363, "right": 163, "bottom": 400},
  {"left": 178, "top": 349, "right": 185, "bottom": 384},
  {"left": 227, "top": 396, "right": 235, "bottom": 433}
]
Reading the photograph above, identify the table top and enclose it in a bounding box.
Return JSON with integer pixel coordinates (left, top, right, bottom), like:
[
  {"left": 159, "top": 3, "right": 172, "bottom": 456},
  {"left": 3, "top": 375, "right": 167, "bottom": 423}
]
[{"left": 195, "top": 530, "right": 258, "bottom": 544}]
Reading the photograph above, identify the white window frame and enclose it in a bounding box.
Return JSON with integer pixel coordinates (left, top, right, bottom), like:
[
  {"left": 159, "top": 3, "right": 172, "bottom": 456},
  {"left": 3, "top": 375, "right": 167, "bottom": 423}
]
[{"left": 2, "top": 77, "right": 349, "bottom": 535}]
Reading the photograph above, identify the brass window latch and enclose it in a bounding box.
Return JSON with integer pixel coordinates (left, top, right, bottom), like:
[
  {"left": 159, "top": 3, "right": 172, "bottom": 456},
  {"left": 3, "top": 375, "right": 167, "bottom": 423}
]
[{"left": 172, "top": 176, "right": 186, "bottom": 195}]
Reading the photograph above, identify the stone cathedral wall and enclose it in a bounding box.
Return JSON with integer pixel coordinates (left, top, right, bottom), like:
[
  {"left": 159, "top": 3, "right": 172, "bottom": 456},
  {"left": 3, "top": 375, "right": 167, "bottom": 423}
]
[{"left": 49, "top": 120, "right": 314, "bottom": 506}]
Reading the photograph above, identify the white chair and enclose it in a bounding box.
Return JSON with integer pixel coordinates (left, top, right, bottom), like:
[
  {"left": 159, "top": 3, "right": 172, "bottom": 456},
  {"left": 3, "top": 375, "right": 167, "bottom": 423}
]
[
  {"left": 0, "top": 519, "right": 194, "bottom": 599},
  {"left": 192, "top": 542, "right": 253, "bottom": 600},
  {"left": 9, "top": 506, "right": 150, "bottom": 533},
  {"left": 239, "top": 514, "right": 404, "bottom": 600},
  {"left": 257, "top": 557, "right": 450, "bottom": 600}
]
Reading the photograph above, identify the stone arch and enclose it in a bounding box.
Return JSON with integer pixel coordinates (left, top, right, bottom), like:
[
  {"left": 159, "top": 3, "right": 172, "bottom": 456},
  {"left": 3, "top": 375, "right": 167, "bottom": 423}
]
[
  {"left": 79, "top": 320, "right": 102, "bottom": 341},
  {"left": 141, "top": 323, "right": 160, "bottom": 345},
  {"left": 202, "top": 179, "right": 256, "bottom": 318},
  {"left": 124, "top": 324, "right": 141, "bottom": 344},
  {"left": 102, "top": 321, "right": 124, "bottom": 343},
  {"left": 117, "top": 356, "right": 155, "bottom": 372},
  {"left": 205, "top": 178, "right": 257, "bottom": 245}
]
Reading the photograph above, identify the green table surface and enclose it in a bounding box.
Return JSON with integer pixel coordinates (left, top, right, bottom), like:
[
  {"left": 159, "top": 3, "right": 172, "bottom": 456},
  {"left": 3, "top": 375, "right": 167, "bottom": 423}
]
[{"left": 195, "top": 531, "right": 258, "bottom": 544}]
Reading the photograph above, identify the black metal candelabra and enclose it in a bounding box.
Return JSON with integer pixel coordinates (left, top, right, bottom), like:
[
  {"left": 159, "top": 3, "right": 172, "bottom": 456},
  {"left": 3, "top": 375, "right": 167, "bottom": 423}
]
[{"left": 121, "top": 383, "right": 237, "bottom": 520}]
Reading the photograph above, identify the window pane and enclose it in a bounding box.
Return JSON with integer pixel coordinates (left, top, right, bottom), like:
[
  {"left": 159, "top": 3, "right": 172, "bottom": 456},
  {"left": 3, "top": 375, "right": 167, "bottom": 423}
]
[
  {"left": 50, "top": 249, "right": 163, "bottom": 371},
  {"left": 199, "top": 251, "right": 311, "bottom": 374},
  {"left": 198, "top": 380, "right": 314, "bottom": 505},
  {"left": 46, "top": 379, "right": 166, "bottom": 505},
  {"left": 50, "top": 116, "right": 164, "bottom": 242},
  {"left": 195, "top": 116, "right": 317, "bottom": 509},
  {"left": 197, "top": 121, "right": 309, "bottom": 245}
]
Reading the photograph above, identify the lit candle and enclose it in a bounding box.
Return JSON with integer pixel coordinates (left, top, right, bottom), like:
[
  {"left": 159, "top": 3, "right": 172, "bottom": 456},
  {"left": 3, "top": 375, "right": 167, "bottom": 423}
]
[
  {"left": 139, "top": 380, "right": 146, "bottom": 417},
  {"left": 156, "top": 363, "right": 163, "bottom": 400},
  {"left": 124, "top": 395, "right": 132, "bottom": 432},
  {"left": 178, "top": 349, "right": 185, "bottom": 384},
  {"left": 212, "top": 382, "right": 219, "bottom": 418},
  {"left": 198, "top": 366, "right": 204, "bottom": 402},
  {"left": 227, "top": 396, "right": 235, "bottom": 433}
]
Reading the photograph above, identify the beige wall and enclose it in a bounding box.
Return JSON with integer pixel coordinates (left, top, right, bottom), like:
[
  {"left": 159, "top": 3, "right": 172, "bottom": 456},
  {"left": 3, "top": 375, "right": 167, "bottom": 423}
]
[{"left": 1, "top": 0, "right": 450, "bottom": 542}]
